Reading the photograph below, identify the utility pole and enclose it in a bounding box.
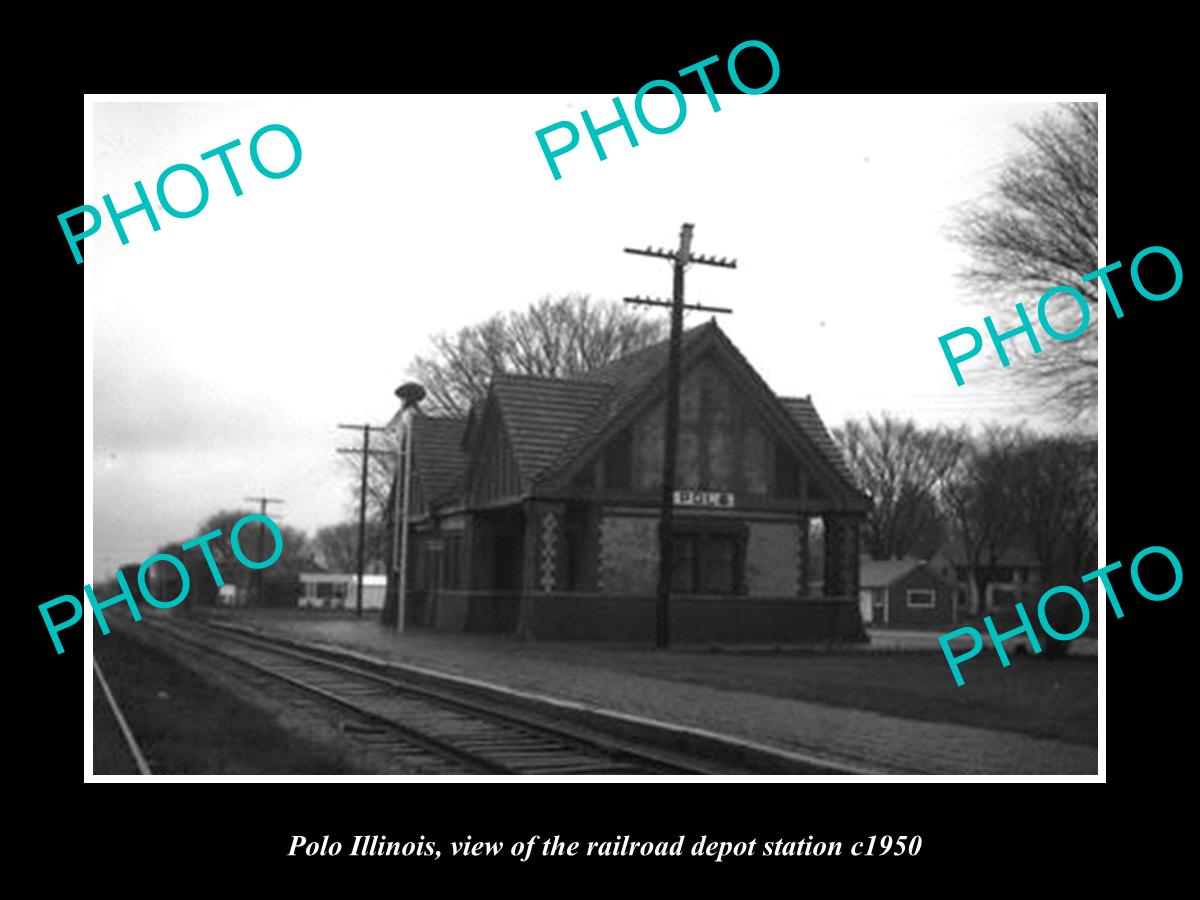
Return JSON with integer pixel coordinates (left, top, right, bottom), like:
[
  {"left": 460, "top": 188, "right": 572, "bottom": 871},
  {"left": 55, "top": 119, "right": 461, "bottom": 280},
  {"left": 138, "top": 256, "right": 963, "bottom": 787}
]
[
  {"left": 623, "top": 222, "right": 736, "bottom": 649},
  {"left": 337, "top": 424, "right": 390, "bottom": 617},
  {"left": 242, "top": 495, "right": 285, "bottom": 606}
]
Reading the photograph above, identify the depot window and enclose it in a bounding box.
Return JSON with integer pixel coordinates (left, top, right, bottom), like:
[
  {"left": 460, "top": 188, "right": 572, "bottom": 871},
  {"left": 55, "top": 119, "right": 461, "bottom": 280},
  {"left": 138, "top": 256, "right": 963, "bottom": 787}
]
[{"left": 671, "top": 519, "right": 747, "bottom": 595}]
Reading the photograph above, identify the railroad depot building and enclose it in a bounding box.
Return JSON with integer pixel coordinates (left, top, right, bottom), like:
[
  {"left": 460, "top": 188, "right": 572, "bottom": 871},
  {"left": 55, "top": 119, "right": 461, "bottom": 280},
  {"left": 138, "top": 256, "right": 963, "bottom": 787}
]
[{"left": 385, "top": 321, "right": 870, "bottom": 643}]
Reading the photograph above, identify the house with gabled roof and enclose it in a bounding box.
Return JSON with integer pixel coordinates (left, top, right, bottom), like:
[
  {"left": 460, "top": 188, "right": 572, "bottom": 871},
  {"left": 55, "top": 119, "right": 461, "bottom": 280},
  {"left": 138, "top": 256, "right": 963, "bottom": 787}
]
[
  {"left": 387, "top": 319, "right": 871, "bottom": 643},
  {"left": 859, "top": 556, "right": 957, "bottom": 628},
  {"left": 928, "top": 538, "right": 1043, "bottom": 616}
]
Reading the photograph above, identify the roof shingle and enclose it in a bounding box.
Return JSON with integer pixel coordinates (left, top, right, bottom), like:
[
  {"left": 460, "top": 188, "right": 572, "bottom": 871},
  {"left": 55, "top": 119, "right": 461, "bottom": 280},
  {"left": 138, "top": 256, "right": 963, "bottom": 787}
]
[
  {"left": 410, "top": 319, "right": 859, "bottom": 503},
  {"left": 411, "top": 414, "right": 467, "bottom": 503},
  {"left": 777, "top": 396, "right": 855, "bottom": 484},
  {"left": 860, "top": 557, "right": 925, "bottom": 587},
  {"left": 491, "top": 376, "right": 611, "bottom": 488}
]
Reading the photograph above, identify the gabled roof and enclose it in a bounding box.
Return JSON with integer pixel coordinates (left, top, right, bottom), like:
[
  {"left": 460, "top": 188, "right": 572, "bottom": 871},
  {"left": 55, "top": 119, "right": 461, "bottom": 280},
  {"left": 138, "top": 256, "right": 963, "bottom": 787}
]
[
  {"left": 411, "top": 413, "right": 467, "bottom": 503},
  {"left": 932, "top": 538, "right": 1041, "bottom": 569},
  {"left": 542, "top": 320, "right": 861, "bottom": 500},
  {"left": 419, "top": 318, "right": 864, "bottom": 507},
  {"left": 539, "top": 323, "right": 716, "bottom": 481},
  {"left": 490, "top": 375, "right": 611, "bottom": 489},
  {"left": 777, "top": 396, "right": 855, "bottom": 483},
  {"left": 860, "top": 557, "right": 927, "bottom": 587}
]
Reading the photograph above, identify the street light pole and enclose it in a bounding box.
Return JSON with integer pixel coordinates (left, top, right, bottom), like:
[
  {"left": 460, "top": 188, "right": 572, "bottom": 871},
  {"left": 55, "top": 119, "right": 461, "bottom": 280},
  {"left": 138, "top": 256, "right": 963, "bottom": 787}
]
[{"left": 392, "top": 382, "right": 426, "bottom": 632}]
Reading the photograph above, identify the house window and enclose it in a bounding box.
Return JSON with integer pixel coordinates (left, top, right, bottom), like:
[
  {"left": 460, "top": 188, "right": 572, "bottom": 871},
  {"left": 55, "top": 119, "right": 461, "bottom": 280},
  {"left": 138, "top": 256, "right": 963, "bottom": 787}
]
[
  {"left": 906, "top": 589, "right": 936, "bottom": 609},
  {"left": 671, "top": 524, "right": 746, "bottom": 595}
]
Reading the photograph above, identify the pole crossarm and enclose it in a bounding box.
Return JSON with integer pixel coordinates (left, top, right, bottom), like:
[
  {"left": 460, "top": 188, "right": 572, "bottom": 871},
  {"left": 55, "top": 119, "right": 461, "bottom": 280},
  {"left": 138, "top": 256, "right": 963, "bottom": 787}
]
[
  {"left": 624, "top": 246, "right": 677, "bottom": 261},
  {"left": 623, "top": 248, "right": 738, "bottom": 269},
  {"left": 687, "top": 254, "right": 738, "bottom": 269},
  {"left": 623, "top": 296, "right": 733, "bottom": 314}
]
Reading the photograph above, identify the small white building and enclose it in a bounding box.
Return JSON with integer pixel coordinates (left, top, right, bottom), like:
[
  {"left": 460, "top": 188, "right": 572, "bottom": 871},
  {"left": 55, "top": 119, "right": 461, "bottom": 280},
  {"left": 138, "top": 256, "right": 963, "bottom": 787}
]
[
  {"left": 217, "top": 584, "right": 243, "bottom": 607},
  {"left": 298, "top": 573, "right": 387, "bottom": 611}
]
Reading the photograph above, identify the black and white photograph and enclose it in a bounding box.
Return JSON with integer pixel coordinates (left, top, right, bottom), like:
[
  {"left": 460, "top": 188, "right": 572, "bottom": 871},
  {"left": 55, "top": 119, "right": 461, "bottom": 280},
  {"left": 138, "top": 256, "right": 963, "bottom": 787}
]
[
  {"left": 14, "top": 8, "right": 1192, "bottom": 883},
  {"left": 76, "top": 92, "right": 1110, "bottom": 780}
]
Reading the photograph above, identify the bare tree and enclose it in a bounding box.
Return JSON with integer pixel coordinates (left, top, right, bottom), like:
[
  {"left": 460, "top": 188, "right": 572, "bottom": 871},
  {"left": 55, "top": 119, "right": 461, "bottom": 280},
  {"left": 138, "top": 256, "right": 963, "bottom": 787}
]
[
  {"left": 338, "top": 448, "right": 399, "bottom": 516},
  {"left": 834, "top": 414, "right": 963, "bottom": 560},
  {"left": 939, "top": 426, "right": 1028, "bottom": 615},
  {"left": 123, "top": 510, "right": 315, "bottom": 609},
  {"left": 339, "top": 296, "right": 663, "bottom": 542},
  {"left": 313, "top": 520, "right": 388, "bottom": 573},
  {"left": 190, "top": 509, "right": 314, "bottom": 579},
  {"left": 1012, "top": 436, "right": 1098, "bottom": 588},
  {"left": 409, "top": 294, "right": 665, "bottom": 416},
  {"left": 951, "top": 102, "right": 1098, "bottom": 416},
  {"left": 1011, "top": 435, "right": 1098, "bottom": 651}
]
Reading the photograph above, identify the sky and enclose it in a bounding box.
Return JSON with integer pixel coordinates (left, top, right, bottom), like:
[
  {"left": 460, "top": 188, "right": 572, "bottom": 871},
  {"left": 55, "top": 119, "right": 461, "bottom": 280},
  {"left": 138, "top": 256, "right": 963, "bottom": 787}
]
[{"left": 87, "top": 94, "right": 1088, "bottom": 579}]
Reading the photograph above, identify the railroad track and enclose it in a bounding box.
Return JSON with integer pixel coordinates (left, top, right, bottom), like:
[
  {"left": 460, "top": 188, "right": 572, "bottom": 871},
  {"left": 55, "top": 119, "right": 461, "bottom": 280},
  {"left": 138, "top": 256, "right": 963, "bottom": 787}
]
[
  {"left": 144, "top": 619, "right": 711, "bottom": 775},
  {"left": 93, "top": 658, "right": 152, "bottom": 775}
]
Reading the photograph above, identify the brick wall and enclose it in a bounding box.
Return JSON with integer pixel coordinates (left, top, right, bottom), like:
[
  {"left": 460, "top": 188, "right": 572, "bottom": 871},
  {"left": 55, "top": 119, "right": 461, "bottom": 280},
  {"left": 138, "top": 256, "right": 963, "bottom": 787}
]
[
  {"left": 630, "top": 358, "right": 773, "bottom": 494},
  {"left": 824, "top": 513, "right": 862, "bottom": 596},
  {"left": 432, "top": 591, "right": 520, "bottom": 633},
  {"left": 519, "top": 593, "right": 866, "bottom": 643},
  {"left": 746, "top": 521, "right": 800, "bottom": 596},
  {"left": 599, "top": 514, "right": 658, "bottom": 595}
]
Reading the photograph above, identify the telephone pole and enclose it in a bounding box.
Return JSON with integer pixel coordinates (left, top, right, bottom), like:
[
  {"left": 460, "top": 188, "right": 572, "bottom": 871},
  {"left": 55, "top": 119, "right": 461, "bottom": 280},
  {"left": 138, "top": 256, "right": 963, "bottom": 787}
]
[
  {"left": 623, "top": 222, "right": 736, "bottom": 649},
  {"left": 337, "top": 424, "right": 390, "bottom": 617},
  {"left": 242, "top": 495, "right": 285, "bottom": 606}
]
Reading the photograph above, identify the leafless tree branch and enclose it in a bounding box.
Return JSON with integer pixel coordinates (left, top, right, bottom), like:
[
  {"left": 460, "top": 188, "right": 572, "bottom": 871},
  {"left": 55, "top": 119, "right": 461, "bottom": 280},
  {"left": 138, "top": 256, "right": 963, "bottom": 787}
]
[{"left": 950, "top": 102, "right": 1099, "bottom": 421}]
